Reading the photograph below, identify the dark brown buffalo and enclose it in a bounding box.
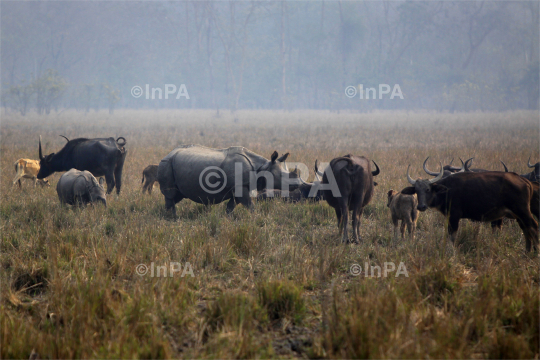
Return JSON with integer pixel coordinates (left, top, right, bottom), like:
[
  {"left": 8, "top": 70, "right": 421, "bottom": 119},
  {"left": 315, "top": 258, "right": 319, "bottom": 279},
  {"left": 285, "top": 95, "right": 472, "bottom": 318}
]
[
  {"left": 322, "top": 155, "right": 380, "bottom": 243},
  {"left": 401, "top": 165, "right": 538, "bottom": 252},
  {"left": 141, "top": 165, "right": 158, "bottom": 194}
]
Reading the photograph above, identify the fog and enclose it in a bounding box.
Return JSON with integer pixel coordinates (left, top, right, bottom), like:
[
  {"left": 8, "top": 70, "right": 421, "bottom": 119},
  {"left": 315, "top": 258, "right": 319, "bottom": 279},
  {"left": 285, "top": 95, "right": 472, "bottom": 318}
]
[{"left": 2, "top": 1, "right": 538, "bottom": 113}]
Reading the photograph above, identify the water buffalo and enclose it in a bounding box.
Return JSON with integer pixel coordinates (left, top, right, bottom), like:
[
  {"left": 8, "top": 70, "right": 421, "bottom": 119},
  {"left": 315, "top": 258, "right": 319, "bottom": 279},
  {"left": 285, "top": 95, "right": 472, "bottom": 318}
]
[
  {"left": 401, "top": 165, "right": 538, "bottom": 252},
  {"left": 321, "top": 155, "right": 380, "bottom": 243},
  {"left": 57, "top": 169, "right": 107, "bottom": 207},
  {"left": 13, "top": 159, "right": 50, "bottom": 188},
  {"left": 521, "top": 155, "right": 539, "bottom": 181},
  {"left": 141, "top": 164, "right": 159, "bottom": 194},
  {"left": 37, "top": 135, "right": 127, "bottom": 194},
  {"left": 387, "top": 189, "right": 418, "bottom": 241},
  {"left": 157, "top": 145, "right": 302, "bottom": 215}
]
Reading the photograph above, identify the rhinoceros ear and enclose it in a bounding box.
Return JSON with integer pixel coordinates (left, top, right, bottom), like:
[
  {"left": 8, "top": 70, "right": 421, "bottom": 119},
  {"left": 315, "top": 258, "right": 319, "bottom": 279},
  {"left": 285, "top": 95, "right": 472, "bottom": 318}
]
[
  {"left": 270, "top": 151, "right": 278, "bottom": 163},
  {"left": 277, "top": 152, "right": 290, "bottom": 162},
  {"left": 99, "top": 177, "right": 105, "bottom": 186}
]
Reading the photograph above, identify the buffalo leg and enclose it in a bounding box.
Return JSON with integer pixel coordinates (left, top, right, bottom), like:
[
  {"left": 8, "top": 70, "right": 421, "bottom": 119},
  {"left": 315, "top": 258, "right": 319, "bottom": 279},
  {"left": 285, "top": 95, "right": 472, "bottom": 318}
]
[
  {"left": 114, "top": 149, "right": 128, "bottom": 195},
  {"left": 447, "top": 217, "right": 460, "bottom": 245},
  {"left": 105, "top": 172, "right": 116, "bottom": 194},
  {"left": 512, "top": 209, "right": 539, "bottom": 252},
  {"left": 338, "top": 200, "right": 349, "bottom": 243},
  {"left": 148, "top": 181, "right": 154, "bottom": 195},
  {"left": 351, "top": 206, "right": 363, "bottom": 243},
  {"left": 392, "top": 214, "right": 399, "bottom": 241},
  {"left": 400, "top": 221, "right": 406, "bottom": 239}
]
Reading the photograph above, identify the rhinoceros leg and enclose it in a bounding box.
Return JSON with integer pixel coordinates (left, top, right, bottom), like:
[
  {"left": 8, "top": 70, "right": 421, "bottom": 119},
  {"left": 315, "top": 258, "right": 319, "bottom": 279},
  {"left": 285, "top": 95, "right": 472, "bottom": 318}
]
[
  {"left": 226, "top": 186, "right": 254, "bottom": 214},
  {"left": 165, "top": 197, "right": 177, "bottom": 216}
]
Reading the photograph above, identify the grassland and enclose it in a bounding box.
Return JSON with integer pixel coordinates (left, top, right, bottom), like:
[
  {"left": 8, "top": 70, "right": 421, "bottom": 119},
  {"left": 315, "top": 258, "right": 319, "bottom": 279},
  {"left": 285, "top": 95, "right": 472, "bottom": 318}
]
[{"left": 1, "top": 109, "right": 538, "bottom": 359}]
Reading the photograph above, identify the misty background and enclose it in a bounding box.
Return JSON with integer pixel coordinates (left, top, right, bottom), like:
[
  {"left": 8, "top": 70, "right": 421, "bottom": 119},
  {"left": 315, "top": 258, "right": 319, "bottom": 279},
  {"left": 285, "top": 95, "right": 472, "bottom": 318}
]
[{"left": 2, "top": 1, "right": 539, "bottom": 114}]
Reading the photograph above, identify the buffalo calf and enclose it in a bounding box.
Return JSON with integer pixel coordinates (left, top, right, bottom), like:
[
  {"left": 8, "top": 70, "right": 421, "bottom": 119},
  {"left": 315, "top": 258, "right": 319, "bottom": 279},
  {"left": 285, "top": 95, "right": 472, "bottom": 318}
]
[
  {"left": 387, "top": 189, "right": 418, "bottom": 240},
  {"left": 141, "top": 165, "right": 158, "bottom": 194}
]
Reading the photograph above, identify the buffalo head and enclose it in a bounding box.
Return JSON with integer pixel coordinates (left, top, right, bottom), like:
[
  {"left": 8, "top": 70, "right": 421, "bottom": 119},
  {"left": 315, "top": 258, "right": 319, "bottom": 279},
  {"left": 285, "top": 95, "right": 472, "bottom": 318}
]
[
  {"left": 401, "top": 163, "right": 446, "bottom": 212},
  {"left": 37, "top": 136, "right": 56, "bottom": 179}
]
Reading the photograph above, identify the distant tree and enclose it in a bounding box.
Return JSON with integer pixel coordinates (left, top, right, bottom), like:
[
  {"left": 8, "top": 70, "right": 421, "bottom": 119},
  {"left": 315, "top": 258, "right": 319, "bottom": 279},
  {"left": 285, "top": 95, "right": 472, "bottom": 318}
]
[{"left": 34, "top": 69, "right": 68, "bottom": 115}]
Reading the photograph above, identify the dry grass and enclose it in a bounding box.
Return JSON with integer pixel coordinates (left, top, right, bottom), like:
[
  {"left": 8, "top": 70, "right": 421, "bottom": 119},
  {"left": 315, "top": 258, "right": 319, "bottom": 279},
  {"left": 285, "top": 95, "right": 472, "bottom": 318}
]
[{"left": 1, "top": 109, "right": 538, "bottom": 358}]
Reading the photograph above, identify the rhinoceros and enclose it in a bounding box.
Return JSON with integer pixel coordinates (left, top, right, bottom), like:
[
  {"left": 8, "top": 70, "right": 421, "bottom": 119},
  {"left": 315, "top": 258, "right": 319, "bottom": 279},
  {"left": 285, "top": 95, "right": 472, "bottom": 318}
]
[
  {"left": 56, "top": 168, "right": 107, "bottom": 206},
  {"left": 157, "top": 145, "right": 302, "bottom": 215}
]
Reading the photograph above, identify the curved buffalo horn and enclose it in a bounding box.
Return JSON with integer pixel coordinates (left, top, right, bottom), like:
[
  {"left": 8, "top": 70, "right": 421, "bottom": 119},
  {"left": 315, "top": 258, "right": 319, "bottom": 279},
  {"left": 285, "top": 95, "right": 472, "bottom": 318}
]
[
  {"left": 314, "top": 160, "right": 321, "bottom": 181},
  {"left": 500, "top": 160, "right": 509, "bottom": 172},
  {"left": 39, "top": 136, "right": 43, "bottom": 160},
  {"left": 464, "top": 157, "right": 474, "bottom": 171},
  {"left": 428, "top": 162, "right": 444, "bottom": 184},
  {"left": 283, "top": 162, "right": 289, "bottom": 171},
  {"left": 116, "top": 137, "right": 127, "bottom": 146},
  {"left": 406, "top": 165, "right": 416, "bottom": 185},
  {"left": 422, "top": 156, "right": 440, "bottom": 176},
  {"left": 371, "top": 160, "right": 380, "bottom": 176},
  {"left": 528, "top": 154, "right": 535, "bottom": 168},
  {"left": 59, "top": 135, "right": 69, "bottom": 142},
  {"left": 315, "top": 159, "right": 324, "bottom": 178},
  {"left": 456, "top": 158, "right": 465, "bottom": 172}
]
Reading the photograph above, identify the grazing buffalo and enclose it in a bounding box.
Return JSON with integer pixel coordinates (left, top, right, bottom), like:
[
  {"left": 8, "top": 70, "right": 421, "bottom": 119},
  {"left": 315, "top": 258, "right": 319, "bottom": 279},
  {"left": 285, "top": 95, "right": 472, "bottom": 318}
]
[
  {"left": 157, "top": 145, "right": 302, "bottom": 215},
  {"left": 321, "top": 155, "right": 380, "bottom": 243},
  {"left": 464, "top": 158, "right": 509, "bottom": 173},
  {"left": 521, "top": 155, "right": 540, "bottom": 182},
  {"left": 401, "top": 165, "right": 538, "bottom": 252},
  {"left": 141, "top": 165, "right": 159, "bottom": 194},
  {"left": 37, "top": 135, "right": 127, "bottom": 194},
  {"left": 423, "top": 157, "right": 464, "bottom": 178},
  {"left": 13, "top": 159, "right": 50, "bottom": 188},
  {"left": 57, "top": 169, "right": 107, "bottom": 207},
  {"left": 387, "top": 189, "right": 418, "bottom": 240}
]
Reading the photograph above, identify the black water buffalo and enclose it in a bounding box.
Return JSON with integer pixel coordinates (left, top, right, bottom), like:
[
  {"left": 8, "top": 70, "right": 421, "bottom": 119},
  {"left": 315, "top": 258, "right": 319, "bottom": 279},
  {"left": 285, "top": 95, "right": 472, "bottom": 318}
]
[
  {"left": 141, "top": 164, "right": 159, "bottom": 194},
  {"left": 157, "top": 145, "right": 302, "bottom": 215},
  {"left": 57, "top": 169, "right": 107, "bottom": 207},
  {"left": 321, "top": 155, "right": 380, "bottom": 243},
  {"left": 401, "top": 165, "right": 538, "bottom": 252},
  {"left": 37, "top": 136, "right": 127, "bottom": 194},
  {"left": 521, "top": 155, "right": 540, "bottom": 181}
]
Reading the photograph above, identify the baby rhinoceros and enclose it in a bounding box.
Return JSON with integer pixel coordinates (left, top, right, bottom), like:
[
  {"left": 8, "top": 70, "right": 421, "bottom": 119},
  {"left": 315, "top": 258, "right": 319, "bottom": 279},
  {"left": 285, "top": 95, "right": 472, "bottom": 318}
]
[
  {"left": 57, "top": 169, "right": 107, "bottom": 207},
  {"left": 387, "top": 189, "right": 418, "bottom": 240}
]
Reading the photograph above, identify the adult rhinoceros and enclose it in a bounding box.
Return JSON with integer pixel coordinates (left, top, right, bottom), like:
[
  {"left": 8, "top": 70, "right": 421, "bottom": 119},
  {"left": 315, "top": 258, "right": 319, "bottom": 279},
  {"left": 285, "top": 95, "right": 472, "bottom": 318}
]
[
  {"left": 57, "top": 168, "right": 107, "bottom": 207},
  {"left": 157, "top": 145, "right": 301, "bottom": 215}
]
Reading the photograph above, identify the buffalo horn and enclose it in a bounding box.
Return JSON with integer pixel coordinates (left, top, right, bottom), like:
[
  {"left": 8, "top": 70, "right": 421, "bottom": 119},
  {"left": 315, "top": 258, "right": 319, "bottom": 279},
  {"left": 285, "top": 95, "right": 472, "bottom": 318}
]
[
  {"left": 528, "top": 154, "right": 535, "bottom": 168},
  {"left": 39, "top": 136, "right": 43, "bottom": 160},
  {"left": 406, "top": 165, "right": 416, "bottom": 185},
  {"left": 428, "top": 162, "right": 444, "bottom": 184}
]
